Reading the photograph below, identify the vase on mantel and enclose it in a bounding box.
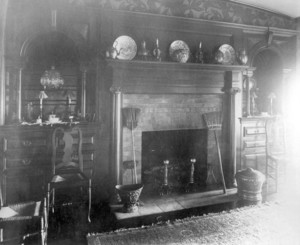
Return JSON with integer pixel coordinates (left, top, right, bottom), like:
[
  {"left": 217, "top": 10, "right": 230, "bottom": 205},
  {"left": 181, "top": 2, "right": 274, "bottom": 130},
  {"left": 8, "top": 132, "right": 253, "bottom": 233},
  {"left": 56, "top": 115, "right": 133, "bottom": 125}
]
[
  {"left": 138, "top": 40, "right": 150, "bottom": 61},
  {"left": 195, "top": 42, "right": 204, "bottom": 64},
  {"left": 153, "top": 38, "right": 162, "bottom": 61},
  {"left": 237, "top": 49, "right": 248, "bottom": 65}
]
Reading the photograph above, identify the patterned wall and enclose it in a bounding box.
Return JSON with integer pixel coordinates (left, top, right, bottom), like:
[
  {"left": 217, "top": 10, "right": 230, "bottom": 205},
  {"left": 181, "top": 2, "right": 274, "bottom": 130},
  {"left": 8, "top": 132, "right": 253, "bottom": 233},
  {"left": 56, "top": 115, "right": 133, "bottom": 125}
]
[{"left": 68, "top": 0, "right": 296, "bottom": 29}]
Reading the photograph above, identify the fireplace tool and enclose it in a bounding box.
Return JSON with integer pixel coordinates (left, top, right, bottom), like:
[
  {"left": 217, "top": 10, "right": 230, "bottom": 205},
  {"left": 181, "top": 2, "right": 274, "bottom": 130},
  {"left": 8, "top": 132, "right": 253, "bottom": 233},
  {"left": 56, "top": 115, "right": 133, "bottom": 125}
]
[
  {"left": 122, "top": 107, "right": 141, "bottom": 184},
  {"left": 185, "top": 158, "right": 196, "bottom": 193},
  {"left": 203, "top": 111, "right": 226, "bottom": 194},
  {"left": 159, "top": 160, "right": 172, "bottom": 196}
]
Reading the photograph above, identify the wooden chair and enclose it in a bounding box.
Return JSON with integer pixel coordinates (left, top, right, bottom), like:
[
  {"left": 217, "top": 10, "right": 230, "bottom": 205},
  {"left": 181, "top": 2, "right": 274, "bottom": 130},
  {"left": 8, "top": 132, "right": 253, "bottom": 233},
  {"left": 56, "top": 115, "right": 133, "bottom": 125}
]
[
  {"left": 265, "top": 116, "right": 288, "bottom": 194},
  {"left": 0, "top": 185, "right": 47, "bottom": 245},
  {"left": 46, "top": 126, "right": 92, "bottom": 223}
]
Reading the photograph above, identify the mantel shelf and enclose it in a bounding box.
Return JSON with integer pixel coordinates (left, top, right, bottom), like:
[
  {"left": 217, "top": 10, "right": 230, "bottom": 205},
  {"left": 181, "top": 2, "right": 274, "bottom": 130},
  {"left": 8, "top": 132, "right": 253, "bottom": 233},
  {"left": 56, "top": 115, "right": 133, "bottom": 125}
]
[
  {"left": 106, "top": 59, "right": 254, "bottom": 94},
  {"left": 106, "top": 59, "right": 254, "bottom": 73}
]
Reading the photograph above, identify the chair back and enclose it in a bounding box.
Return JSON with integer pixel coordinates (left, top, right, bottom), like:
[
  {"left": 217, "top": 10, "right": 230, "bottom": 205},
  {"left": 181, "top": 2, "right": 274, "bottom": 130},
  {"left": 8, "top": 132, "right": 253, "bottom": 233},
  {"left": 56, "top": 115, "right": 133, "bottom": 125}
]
[
  {"left": 51, "top": 126, "right": 83, "bottom": 175},
  {"left": 265, "top": 116, "right": 287, "bottom": 156}
]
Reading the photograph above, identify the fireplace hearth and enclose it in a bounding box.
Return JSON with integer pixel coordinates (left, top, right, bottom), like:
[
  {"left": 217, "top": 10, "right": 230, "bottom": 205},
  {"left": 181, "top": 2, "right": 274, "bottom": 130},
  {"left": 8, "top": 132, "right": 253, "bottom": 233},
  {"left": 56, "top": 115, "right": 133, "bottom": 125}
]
[{"left": 142, "top": 129, "right": 208, "bottom": 196}]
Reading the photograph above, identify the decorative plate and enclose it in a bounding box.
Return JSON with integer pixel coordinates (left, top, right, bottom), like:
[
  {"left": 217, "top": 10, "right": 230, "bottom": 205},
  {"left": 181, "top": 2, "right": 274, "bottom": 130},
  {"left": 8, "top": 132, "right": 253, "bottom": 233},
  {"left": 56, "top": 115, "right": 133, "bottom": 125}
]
[
  {"left": 169, "top": 40, "right": 190, "bottom": 63},
  {"left": 113, "top": 35, "right": 137, "bottom": 60},
  {"left": 218, "top": 44, "right": 235, "bottom": 65}
]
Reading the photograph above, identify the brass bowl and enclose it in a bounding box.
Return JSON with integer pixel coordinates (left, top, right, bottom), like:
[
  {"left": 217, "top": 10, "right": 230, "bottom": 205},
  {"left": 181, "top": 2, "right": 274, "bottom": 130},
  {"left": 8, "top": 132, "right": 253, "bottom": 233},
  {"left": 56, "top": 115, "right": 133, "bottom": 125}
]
[{"left": 115, "top": 184, "right": 144, "bottom": 213}]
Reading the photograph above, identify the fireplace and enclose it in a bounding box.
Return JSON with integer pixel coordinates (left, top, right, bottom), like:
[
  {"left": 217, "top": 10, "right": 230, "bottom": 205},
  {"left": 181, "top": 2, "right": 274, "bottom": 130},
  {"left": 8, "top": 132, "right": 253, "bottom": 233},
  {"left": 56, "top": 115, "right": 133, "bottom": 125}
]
[
  {"left": 121, "top": 93, "right": 222, "bottom": 186},
  {"left": 141, "top": 129, "right": 208, "bottom": 195},
  {"left": 108, "top": 60, "right": 248, "bottom": 194}
]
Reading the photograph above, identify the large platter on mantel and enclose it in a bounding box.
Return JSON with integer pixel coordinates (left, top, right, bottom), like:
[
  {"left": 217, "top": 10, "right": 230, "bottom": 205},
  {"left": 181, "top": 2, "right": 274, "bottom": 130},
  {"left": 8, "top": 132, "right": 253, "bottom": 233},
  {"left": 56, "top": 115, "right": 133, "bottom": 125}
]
[
  {"left": 218, "top": 44, "right": 235, "bottom": 65},
  {"left": 169, "top": 40, "right": 190, "bottom": 63},
  {"left": 113, "top": 35, "right": 137, "bottom": 60}
]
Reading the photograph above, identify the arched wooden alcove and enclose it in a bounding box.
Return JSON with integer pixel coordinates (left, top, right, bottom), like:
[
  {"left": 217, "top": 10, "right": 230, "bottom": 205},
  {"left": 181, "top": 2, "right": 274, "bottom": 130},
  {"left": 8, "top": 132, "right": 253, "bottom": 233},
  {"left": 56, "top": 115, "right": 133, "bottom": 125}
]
[
  {"left": 21, "top": 31, "right": 81, "bottom": 121},
  {"left": 248, "top": 38, "right": 284, "bottom": 116},
  {"left": 5, "top": 28, "right": 95, "bottom": 123},
  {"left": 252, "top": 48, "right": 283, "bottom": 115}
]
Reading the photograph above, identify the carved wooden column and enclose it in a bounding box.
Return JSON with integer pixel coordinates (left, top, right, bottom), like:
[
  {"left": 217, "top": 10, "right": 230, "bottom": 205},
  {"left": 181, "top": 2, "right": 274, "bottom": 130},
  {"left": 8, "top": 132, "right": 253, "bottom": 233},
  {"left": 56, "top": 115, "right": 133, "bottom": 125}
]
[
  {"left": 17, "top": 66, "right": 24, "bottom": 122},
  {"left": 243, "top": 69, "right": 254, "bottom": 117},
  {"left": 80, "top": 65, "right": 87, "bottom": 119},
  {"left": 223, "top": 86, "right": 241, "bottom": 187},
  {"left": 0, "top": 0, "right": 8, "bottom": 125},
  {"left": 110, "top": 86, "right": 123, "bottom": 186},
  {"left": 223, "top": 70, "right": 242, "bottom": 188}
]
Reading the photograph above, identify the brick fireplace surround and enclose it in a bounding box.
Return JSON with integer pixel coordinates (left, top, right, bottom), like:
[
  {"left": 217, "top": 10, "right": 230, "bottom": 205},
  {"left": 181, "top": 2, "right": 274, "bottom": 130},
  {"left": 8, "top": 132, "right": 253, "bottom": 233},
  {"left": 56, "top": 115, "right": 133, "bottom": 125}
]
[
  {"left": 122, "top": 93, "right": 221, "bottom": 186},
  {"left": 108, "top": 59, "right": 248, "bottom": 195}
]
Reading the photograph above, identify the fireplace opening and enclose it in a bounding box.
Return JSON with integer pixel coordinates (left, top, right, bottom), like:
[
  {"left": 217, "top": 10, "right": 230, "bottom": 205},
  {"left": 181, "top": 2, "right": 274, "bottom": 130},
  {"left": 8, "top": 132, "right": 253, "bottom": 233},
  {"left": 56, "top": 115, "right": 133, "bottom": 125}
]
[{"left": 141, "top": 129, "right": 208, "bottom": 196}]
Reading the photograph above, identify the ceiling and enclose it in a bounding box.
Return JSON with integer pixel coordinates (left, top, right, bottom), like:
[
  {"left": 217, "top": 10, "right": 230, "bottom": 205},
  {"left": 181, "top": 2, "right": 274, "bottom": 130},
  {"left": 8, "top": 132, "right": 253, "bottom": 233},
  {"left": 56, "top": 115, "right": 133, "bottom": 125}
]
[{"left": 231, "top": 0, "right": 300, "bottom": 18}]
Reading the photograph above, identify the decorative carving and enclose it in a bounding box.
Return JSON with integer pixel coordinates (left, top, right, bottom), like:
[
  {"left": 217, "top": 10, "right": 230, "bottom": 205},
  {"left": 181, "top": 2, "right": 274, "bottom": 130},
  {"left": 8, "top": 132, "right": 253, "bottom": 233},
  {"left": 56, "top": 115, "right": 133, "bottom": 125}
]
[
  {"left": 266, "top": 28, "right": 274, "bottom": 47},
  {"left": 222, "top": 87, "right": 241, "bottom": 95},
  {"left": 110, "top": 86, "right": 122, "bottom": 93},
  {"left": 115, "top": 184, "right": 144, "bottom": 213},
  {"left": 68, "top": 0, "right": 296, "bottom": 29}
]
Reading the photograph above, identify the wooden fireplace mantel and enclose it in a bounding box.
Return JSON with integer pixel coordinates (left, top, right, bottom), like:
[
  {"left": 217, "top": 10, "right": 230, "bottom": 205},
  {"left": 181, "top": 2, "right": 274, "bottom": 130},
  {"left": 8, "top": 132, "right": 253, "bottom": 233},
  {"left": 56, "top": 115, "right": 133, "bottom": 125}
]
[
  {"left": 107, "top": 59, "right": 255, "bottom": 189},
  {"left": 107, "top": 59, "right": 253, "bottom": 94}
]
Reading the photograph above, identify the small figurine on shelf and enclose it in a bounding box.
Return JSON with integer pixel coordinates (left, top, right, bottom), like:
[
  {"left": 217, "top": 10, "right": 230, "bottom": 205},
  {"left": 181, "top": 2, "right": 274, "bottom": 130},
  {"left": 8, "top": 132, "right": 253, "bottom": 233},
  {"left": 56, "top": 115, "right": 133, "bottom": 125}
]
[
  {"left": 153, "top": 38, "right": 162, "bottom": 61},
  {"left": 214, "top": 50, "right": 224, "bottom": 64},
  {"left": 106, "top": 43, "right": 121, "bottom": 59},
  {"left": 237, "top": 49, "right": 248, "bottom": 65},
  {"left": 36, "top": 116, "right": 42, "bottom": 124},
  {"left": 26, "top": 102, "right": 33, "bottom": 122},
  {"left": 138, "top": 40, "right": 150, "bottom": 61},
  {"left": 268, "top": 92, "right": 276, "bottom": 115},
  {"left": 250, "top": 88, "right": 258, "bottom": 116},
  {"left": 195, "top": 42, "right": 204, "bottom": 64}
]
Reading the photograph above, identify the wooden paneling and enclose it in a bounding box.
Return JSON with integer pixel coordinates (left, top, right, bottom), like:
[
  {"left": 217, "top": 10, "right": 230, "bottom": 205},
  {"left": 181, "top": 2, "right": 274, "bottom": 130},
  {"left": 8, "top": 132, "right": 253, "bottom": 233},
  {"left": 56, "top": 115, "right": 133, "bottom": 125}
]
[
  {"left": 108, "top": 59, "right": 249, "bottom": 94},
  {"left": 0, "top": 123, "right": 99, "bottom": 204}
]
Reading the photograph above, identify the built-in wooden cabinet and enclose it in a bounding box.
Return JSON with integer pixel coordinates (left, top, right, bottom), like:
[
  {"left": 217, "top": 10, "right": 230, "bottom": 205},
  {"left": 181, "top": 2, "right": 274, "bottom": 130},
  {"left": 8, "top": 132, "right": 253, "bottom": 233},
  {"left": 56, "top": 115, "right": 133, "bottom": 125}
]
[
  {"left": 0, "top": 123, "right": 99, "bottom": 204},
  {"left": 240, "top": 117, "right": 269, "bottom": 174}
]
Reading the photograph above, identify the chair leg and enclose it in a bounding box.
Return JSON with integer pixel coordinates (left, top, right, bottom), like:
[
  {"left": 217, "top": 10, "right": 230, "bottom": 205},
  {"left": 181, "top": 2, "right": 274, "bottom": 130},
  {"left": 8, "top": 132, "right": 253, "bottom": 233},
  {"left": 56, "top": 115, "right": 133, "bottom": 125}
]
[
  {"left": 43, "top": 197, "right": 48, "bottom": 245},
  {"left": 266, "top": 158, "right": 269, "bottom": 195},
  {"left": 88, "top": 180, "right": 92, "bottom": 223},
  {"left": 51, "top": 189, "right": 55, "bottom": 213},
  {"left": 47, "top": 184, "right": 55, "bottom": 214},
  {"left": 0, "top": 228, "right": 3, "bottom": 242},
  {"left": 47, "top": 183, "right": 50, "bottom": 214},
  {"left": 41, "top": 217, "right": 47, "bottom": 245}
]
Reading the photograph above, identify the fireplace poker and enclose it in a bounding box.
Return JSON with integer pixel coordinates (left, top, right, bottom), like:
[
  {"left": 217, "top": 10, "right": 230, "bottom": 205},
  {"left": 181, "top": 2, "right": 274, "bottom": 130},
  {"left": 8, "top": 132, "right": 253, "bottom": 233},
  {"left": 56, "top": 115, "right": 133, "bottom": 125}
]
[{"left": 131, "top": 111, "right": 138, "bottom": 184}]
